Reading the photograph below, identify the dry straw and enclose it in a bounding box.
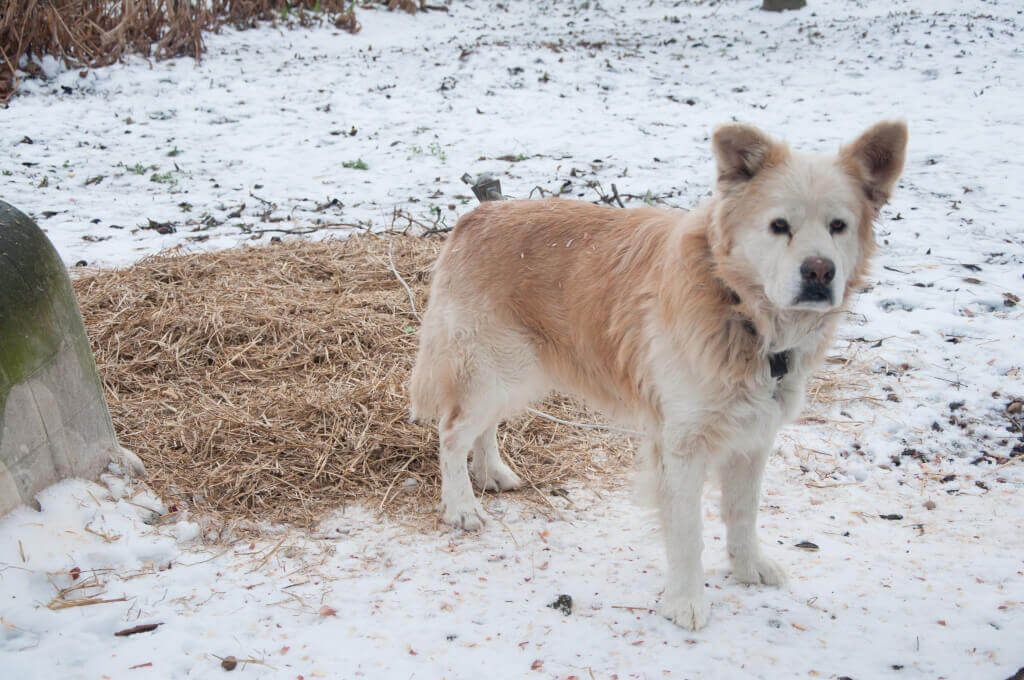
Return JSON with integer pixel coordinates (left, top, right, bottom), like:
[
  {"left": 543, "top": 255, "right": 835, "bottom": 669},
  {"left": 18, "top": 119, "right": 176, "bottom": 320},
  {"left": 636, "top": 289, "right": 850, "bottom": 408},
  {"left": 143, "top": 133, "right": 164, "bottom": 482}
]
[{"left": 75, "top": 235, "right": 633, "bottom": 527}]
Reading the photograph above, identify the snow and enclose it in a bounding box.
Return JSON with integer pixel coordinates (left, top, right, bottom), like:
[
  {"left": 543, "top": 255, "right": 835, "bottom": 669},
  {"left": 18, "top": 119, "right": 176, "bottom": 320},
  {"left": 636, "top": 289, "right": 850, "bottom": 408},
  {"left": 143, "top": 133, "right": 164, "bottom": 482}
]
[
  {"left": 2, "top": 0, "right": 1023, "bottom": 678},
  {"left": 2, "top": 475, "right": 1020, "bottom": 678}
]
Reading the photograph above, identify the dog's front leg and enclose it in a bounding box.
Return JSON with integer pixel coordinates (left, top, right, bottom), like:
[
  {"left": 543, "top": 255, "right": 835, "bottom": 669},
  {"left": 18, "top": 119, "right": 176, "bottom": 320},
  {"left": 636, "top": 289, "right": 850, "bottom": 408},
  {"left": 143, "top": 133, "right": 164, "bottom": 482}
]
[
  {"left": 658, "top": 428, "right": 710, "bottom": 631},
  {"left": 721, "top": 449, "right": 786, "bottom": 586}
]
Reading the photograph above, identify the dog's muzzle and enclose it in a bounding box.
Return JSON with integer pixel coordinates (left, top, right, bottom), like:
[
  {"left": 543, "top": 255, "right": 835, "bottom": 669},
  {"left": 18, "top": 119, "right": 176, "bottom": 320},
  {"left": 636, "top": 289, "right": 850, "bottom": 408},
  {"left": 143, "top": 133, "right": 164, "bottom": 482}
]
[
  {"left": 795, "top": 256, "right": 835, "bottom": 305},
  {"left": 795, "top": 282, "right": 832, "bottom": 304}
]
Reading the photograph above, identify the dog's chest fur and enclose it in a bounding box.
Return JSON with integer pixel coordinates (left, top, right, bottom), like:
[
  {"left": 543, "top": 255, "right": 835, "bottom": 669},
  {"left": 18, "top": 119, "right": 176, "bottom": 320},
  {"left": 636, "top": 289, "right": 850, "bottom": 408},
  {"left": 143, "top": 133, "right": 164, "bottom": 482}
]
[{"left": 647, "top": 312, "right": 825, "bottom": 456}]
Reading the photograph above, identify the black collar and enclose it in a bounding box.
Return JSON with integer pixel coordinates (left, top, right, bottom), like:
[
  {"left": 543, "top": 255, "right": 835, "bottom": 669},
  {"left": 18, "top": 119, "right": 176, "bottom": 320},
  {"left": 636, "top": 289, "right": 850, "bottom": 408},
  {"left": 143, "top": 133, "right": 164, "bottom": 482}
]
[
  {"left": 769, "top": 351, "right": 790, "bottom": 379},
  {"left": 728, "top": 286, "right": 790, "bottom": 380}
]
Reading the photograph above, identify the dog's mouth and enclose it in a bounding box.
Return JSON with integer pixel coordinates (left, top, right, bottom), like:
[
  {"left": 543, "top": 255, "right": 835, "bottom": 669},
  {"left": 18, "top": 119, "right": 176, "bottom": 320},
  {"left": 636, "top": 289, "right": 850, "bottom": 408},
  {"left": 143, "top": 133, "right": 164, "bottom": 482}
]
[{"left": 793, "top": 283, "right": 833, "bottom": 307}]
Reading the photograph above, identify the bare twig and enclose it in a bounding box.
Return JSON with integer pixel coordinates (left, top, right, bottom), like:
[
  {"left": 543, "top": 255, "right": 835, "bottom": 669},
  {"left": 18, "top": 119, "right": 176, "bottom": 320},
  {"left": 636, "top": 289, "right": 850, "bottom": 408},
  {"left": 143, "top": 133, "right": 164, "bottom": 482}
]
[{"left": 610, "top": 183, "right": 625, "bottom": 208}]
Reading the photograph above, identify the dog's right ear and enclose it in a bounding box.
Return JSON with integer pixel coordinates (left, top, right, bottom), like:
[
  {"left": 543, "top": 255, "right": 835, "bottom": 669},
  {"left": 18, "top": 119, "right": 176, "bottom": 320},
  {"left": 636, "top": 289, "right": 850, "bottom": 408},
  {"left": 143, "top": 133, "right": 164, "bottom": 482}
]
[{"left": 712, "top": 124, "right": 784, "bottom": 186}]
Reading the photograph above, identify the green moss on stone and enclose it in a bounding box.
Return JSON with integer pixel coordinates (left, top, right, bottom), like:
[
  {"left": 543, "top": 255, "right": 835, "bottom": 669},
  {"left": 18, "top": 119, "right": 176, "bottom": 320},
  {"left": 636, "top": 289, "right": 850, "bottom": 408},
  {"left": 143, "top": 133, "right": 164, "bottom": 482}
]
[{"left": 0, "top": 201, "right": 102, "bottom": 442}]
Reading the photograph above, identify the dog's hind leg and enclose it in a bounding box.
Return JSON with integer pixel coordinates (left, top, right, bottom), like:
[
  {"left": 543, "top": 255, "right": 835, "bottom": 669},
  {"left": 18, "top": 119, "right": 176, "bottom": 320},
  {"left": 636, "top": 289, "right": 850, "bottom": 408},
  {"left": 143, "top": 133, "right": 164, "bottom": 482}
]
[
  {"left": 434, "top": 317, "right": 542, "bottom": 530},
  {"left": 470, "top": 424, "right": 524, "bottom": 492},
  {"left": 720, "top": 449, "right": 786, "bottom": 586},
  {"left": 438, "top": 406, "right": 493, "bottom": 531}
]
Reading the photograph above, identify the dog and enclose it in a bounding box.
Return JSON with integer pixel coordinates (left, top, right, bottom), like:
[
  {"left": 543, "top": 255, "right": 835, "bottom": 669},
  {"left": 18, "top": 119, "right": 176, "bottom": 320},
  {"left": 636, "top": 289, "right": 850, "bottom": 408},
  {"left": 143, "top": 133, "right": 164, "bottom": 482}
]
[{"left": 409, "top": 121, "right": 907, "bottom": 630}]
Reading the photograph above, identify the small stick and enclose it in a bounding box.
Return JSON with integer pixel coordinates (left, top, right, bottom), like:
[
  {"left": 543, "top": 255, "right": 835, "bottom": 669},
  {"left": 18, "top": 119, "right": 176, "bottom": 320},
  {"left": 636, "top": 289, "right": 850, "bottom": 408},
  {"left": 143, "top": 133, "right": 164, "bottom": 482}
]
[
  {"left": 210, "top": 654, "right": 272, "bottom": 669},
  {"left": 610, "top": 184, "right": 625, "bottom": 208},
  {"left": 84, "top": 524, "right": 121, "bottom": 543},
  {"left": 388, "top": 237, "right": 420, "bottom": 321},
  {"left": 248, "top": 190, "right": 274, "bottom": 207},
  {"left": 115, "top": 623, "right": 163, "bottom": 636},
  {"left": 249, "top": 537, "right": 287, "bottom": 573},
  {"left": 985, "top": 456, "right": 1022, "bottom": 476}
]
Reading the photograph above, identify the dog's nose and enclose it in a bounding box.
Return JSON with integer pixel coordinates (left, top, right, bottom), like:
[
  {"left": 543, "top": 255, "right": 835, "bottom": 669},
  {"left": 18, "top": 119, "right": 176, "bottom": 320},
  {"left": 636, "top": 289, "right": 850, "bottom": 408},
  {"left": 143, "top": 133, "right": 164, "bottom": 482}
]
[{"left": 800, "top": 257, "right": 835, "bottom": 284}]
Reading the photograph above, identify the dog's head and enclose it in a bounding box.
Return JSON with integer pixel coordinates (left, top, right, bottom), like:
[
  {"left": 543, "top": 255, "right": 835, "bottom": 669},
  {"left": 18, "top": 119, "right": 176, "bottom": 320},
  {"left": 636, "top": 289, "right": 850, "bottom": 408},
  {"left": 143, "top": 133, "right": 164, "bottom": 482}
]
[{"left": 708, "top": 121, "right": 907, "bottom": 314}]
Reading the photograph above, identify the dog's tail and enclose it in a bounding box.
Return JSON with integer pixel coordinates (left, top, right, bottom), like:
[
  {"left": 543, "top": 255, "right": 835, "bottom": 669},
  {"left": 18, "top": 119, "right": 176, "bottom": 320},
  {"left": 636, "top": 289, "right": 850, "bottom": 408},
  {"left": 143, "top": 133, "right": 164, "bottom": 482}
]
[
  {"left": 407, "top": 355, "right": 437, "bottom": 424},
  {"left": 407, "top": 309, "right": 452, "bottom": 425}
]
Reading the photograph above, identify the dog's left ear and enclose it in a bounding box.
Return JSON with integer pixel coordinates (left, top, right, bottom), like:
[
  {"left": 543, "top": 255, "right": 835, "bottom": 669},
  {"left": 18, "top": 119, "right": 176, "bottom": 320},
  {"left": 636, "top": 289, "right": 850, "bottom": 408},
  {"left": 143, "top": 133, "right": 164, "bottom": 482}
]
[{"left": 840, "top": 121, "right": 908, "bottom": 211}]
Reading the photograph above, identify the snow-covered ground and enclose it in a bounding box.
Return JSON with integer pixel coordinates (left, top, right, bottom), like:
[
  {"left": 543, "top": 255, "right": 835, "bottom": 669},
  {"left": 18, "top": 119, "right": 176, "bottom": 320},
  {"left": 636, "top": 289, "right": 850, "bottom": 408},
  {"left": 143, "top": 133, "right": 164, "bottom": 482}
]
[{"left": 2, "top": 0, "right": 1023, "bottom": 678}]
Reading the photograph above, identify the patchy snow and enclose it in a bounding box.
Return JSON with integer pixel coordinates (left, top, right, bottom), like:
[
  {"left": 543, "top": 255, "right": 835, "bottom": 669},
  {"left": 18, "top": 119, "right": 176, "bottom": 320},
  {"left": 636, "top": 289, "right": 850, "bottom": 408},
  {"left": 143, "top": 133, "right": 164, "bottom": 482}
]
[
  {"left": 1, "top": 0, "right": 1023, "bottom": 678},
  {"left": 1, "top": 473, "right": 1020, "bottom": 679}
]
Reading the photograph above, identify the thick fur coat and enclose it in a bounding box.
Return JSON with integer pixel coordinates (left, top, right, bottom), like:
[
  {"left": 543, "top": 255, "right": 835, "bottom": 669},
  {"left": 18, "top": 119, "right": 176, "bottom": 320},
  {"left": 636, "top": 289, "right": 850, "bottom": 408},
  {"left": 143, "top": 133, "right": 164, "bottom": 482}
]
[{"left": 409, "top": 121, "right": 907, "bottom": 630}]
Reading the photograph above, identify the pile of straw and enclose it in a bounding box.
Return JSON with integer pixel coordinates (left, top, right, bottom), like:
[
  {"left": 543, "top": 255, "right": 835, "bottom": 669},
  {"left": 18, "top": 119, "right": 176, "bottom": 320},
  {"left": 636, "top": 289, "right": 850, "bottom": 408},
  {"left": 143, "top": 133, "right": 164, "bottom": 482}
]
[{"left": 74, "top": 236, "right": 632, "bottom": 526}]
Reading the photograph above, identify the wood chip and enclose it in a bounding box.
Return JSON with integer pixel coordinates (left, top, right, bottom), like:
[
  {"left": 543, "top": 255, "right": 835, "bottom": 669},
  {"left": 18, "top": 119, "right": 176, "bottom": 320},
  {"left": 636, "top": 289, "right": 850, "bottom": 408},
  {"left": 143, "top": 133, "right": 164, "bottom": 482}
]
[{"left": 114, "top": 623, "right": 163, "bottom": 636}]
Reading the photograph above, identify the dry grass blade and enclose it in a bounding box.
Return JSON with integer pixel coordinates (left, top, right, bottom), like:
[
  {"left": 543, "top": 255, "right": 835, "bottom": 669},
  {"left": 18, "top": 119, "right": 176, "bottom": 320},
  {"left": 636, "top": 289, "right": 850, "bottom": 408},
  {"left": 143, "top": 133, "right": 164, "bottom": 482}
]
[
  {"left": 75, "top": 236, "right": 634, "bottom": 528},
  {"left": 46, "top": 573, "right": 126, "bottom": 610}
]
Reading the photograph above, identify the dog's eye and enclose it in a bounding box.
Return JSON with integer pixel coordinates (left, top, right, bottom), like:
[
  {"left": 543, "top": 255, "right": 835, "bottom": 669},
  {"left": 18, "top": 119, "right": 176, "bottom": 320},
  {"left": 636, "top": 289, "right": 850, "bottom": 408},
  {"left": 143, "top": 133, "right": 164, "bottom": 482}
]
[
  {"left": 829, "top": 218, "right": 847, "bottom": 235},
  {"left": 770, "top": 218, "right": 790, "bottom": 235}
]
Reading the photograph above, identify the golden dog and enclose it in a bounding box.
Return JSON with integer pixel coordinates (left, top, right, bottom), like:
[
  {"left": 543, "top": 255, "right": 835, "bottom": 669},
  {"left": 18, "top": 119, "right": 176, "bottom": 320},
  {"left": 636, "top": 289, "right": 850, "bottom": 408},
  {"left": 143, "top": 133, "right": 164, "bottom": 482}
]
[{"left": 410, "top": 121, "right": 907, "bottom": 629}]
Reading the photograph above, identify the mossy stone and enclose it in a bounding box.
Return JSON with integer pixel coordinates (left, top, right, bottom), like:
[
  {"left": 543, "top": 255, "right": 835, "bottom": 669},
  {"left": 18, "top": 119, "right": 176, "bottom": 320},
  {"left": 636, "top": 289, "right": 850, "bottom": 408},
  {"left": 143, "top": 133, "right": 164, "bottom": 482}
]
[{"left": 0, "top": 200, "right": 137, "bottom": 515}]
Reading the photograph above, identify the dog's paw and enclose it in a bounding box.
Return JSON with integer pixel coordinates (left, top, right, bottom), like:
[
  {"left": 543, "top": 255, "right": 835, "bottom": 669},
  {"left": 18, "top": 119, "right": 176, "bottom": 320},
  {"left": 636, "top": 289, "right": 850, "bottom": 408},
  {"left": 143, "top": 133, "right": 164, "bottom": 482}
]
[
  {"left": 732, "top": 554, "right": 786, "bottom": 586},
  {"left": 471, "top": 462, "right": 524, "bottom": 492},
  {"left": 442, "top": 503, "right": 486, "bottom": 531},
  {"left": 661, "top": 593, "right": 710, "bottom": 631}
]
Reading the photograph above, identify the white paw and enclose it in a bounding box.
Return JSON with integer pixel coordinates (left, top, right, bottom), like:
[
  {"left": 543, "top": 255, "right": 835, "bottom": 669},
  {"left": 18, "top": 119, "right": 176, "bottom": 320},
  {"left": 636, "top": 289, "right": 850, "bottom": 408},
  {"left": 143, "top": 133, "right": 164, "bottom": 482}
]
[
  {"left": 661, "top": 593, "right": 710, "bottom": 631},
  {"left": 471, "top": 462, "right": 524, "bottom": 492},
  {"left": 442, "top": 503, "right": 486, "bottom": 531},
  {"left": 732, "top": 554, "right": 787, "bottom": 586}
]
